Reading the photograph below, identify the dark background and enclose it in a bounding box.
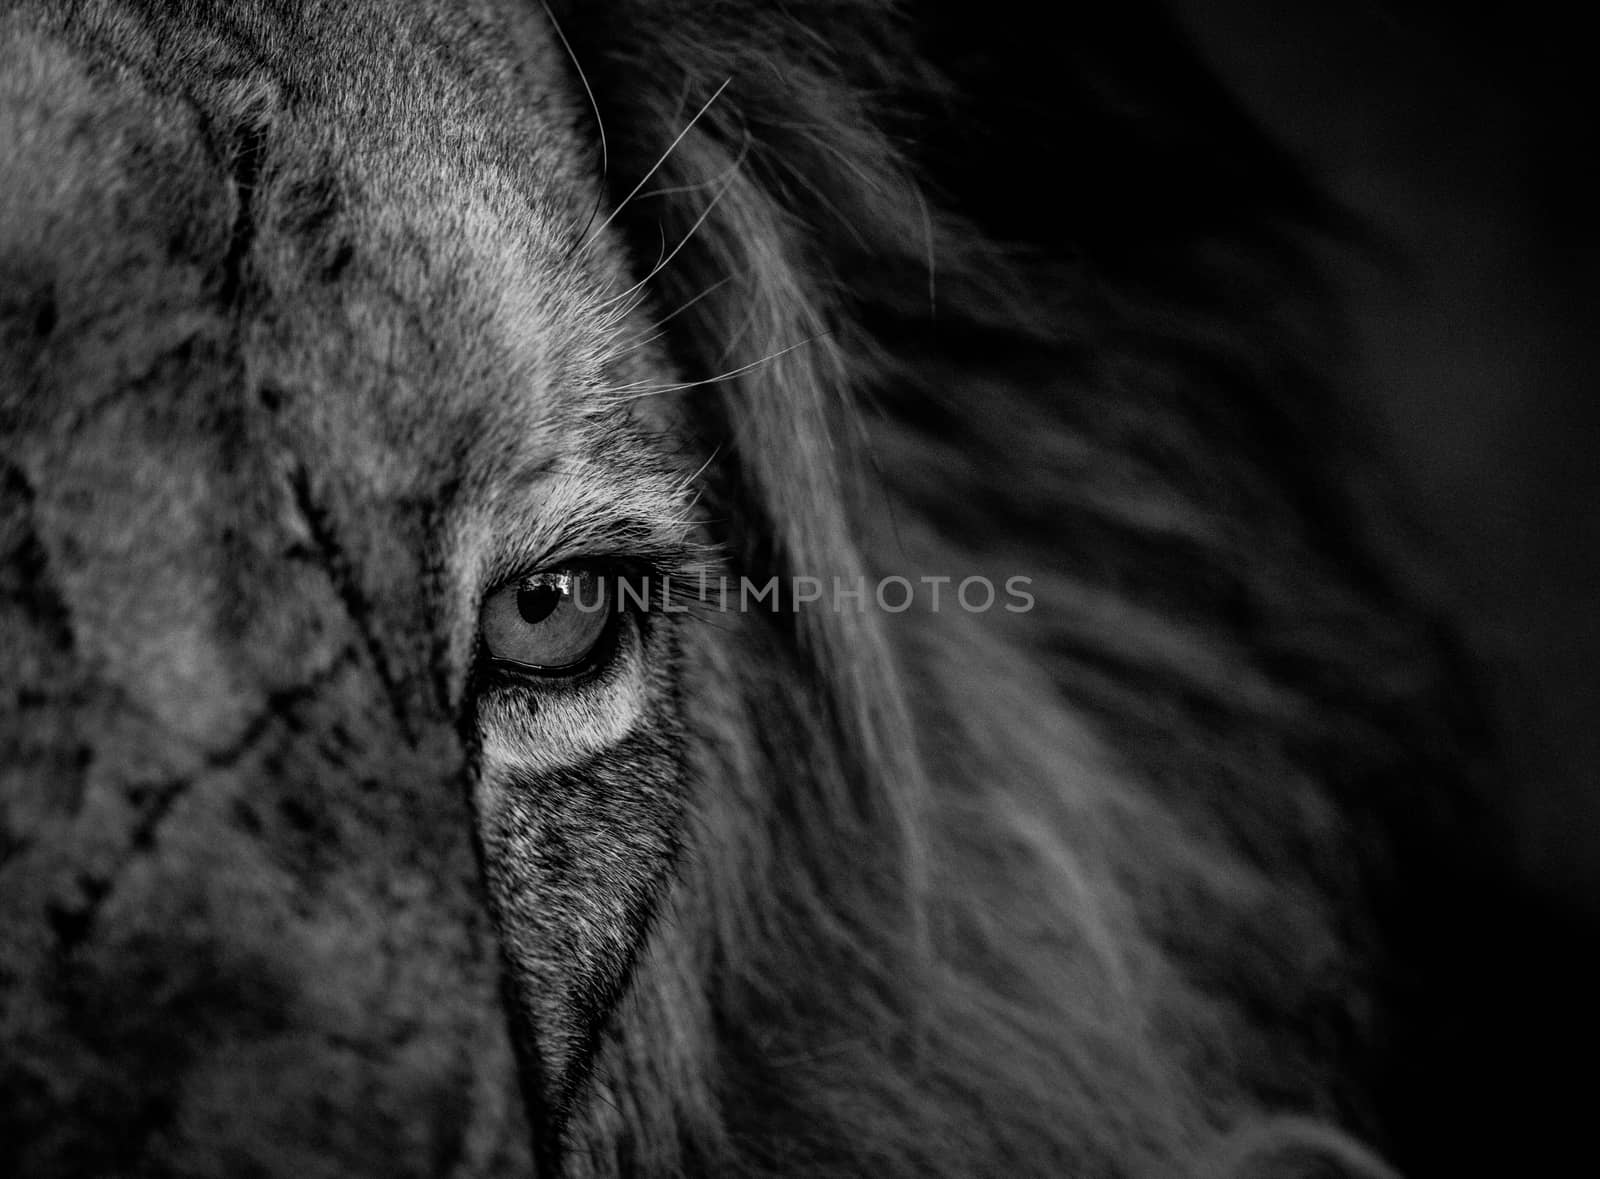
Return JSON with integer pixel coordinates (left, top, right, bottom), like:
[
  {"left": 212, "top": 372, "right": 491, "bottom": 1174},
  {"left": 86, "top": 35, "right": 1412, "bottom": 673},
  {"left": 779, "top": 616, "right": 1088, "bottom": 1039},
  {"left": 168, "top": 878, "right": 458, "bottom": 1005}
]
[{"left": 1172, "top": 0, "right": 1600, "bottom": 914}]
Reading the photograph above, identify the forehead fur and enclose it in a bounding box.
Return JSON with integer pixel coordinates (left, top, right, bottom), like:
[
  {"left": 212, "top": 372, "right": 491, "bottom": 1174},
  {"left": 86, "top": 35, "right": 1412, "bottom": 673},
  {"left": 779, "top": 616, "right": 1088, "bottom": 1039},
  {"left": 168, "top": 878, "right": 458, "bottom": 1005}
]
[
  {"left": 3, "top": 0, "right": 696, "bottom": 739},
  {"left": 6, "top": 0, "right": 635, "bottom": 447}
]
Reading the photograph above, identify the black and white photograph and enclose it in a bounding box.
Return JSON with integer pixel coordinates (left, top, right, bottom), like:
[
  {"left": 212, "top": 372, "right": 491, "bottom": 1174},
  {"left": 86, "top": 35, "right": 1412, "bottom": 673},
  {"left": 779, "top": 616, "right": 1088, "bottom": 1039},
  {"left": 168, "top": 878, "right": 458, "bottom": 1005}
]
[{"left": 2, "top": 2, "right": 1596, "bottom": 1175}]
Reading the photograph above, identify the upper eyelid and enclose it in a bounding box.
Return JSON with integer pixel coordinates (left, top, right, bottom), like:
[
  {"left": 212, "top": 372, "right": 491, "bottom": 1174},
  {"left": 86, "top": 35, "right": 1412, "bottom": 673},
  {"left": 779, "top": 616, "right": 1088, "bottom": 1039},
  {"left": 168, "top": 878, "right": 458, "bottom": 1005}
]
[
  {"left": 486, "top": 542, "right": 685, "bottom": 593},
  {"left": 475, "top": 451, "right": 722, "bottom": 595},
  {"left": 483, "top": 515, "right": 719, "bottom": 593}
]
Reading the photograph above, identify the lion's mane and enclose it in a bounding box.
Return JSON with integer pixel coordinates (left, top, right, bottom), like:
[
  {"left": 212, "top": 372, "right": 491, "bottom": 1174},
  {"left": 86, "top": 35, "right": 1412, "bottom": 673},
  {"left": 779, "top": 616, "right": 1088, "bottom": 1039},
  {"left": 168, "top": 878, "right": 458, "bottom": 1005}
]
[
  {"left": 2, "top": 2, "right": 1548, "bottom": 1175},
  {"left": 535, "top": 2, "right": 1488, "bottom": 1176}
]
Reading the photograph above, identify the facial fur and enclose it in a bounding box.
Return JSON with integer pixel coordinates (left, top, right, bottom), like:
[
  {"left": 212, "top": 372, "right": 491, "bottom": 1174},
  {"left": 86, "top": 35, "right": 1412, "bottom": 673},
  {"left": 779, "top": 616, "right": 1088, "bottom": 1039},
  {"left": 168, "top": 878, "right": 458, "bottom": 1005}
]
[{"left": 2, "top": 2, "right": 1495, "bottom": 1178}]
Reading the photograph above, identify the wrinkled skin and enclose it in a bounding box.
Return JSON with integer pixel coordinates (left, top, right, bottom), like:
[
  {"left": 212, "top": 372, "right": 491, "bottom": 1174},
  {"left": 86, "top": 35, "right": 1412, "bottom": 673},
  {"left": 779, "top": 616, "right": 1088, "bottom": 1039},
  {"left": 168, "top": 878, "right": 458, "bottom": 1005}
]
[{"left": 1, "top": 2, "right": 692, "bottom": 1173}]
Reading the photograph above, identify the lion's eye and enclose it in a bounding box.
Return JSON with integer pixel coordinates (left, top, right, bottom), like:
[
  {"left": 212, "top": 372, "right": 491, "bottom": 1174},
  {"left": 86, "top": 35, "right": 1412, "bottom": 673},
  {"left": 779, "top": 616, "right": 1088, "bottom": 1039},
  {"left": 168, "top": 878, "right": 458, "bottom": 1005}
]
[{"left": 480, "top": 568, "right": 614, "bottom": 674}]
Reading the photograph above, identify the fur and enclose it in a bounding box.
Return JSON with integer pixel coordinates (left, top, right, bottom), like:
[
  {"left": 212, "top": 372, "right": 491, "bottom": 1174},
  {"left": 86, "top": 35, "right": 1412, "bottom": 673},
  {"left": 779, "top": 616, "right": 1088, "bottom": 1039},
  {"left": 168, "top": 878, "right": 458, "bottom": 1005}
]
[{"left": 0, "top": 1, "right": 1507, "bottom": 1176}]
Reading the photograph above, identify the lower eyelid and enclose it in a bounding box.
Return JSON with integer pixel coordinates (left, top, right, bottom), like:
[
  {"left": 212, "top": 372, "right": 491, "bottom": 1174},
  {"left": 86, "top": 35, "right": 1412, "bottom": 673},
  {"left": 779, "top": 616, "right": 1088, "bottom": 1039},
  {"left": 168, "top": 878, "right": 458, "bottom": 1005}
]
[
  {"left": 480, "top": 607, "right": 636, "bottom": 690},
  {"left": 474, "top": 617, "right": 650, "bottom": 774}
]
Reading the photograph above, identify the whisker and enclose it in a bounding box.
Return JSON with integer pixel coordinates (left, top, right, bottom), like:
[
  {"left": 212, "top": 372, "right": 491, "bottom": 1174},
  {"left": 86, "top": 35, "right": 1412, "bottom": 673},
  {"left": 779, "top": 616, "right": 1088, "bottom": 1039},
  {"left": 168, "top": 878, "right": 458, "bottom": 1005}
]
[
  {"left": 673, "top": 445, "right": 724, "bottom": 500},
  {"left": 609, "top": 275, "right": 738, "bottom": 359},
  {"left": 633, "top": 176, "right": 736, "bottom": 201},
  {"left": 582, "top": 77, "right": 732, "bottom": 257},
  {"left": 541, "top": 2, "right": 609, "bottom": 256},
  {"left": 594, "top": 133, "right": 750, "bottom": 315},
  {"left": 597, "top": 335, "right": 828, "bottom": 404}
]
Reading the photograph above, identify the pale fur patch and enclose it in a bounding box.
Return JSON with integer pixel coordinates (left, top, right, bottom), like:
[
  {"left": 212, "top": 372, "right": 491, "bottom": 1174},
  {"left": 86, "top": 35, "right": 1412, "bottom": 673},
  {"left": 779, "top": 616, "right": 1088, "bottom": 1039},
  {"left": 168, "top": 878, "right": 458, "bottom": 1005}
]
[{"left": 475, "top": 628, "right": 649, "bottom": 780}]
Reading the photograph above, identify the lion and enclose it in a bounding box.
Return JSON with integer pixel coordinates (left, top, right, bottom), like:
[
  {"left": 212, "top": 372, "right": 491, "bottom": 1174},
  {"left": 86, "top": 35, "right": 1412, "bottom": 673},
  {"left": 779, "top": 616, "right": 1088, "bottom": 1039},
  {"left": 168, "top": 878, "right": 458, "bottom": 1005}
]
[{"left": 0, "top": 0, "right": 1562, "bottom": 1175}]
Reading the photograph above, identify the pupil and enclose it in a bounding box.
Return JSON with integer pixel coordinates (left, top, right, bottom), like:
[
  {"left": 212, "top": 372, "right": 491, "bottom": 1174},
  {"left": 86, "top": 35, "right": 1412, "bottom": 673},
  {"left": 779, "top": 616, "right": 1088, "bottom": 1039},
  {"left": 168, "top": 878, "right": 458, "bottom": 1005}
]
[{"left": 517, "top": 584, "right": 562, "bottom": 625}]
